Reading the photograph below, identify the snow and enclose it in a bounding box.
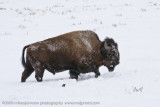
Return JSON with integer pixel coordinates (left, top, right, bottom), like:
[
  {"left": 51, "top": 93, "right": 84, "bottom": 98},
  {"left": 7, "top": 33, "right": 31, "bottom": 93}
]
[
  {"left": 0, "top": 0, "right": 160, "bottom": 107},
  {"left": 30, "top": 45, "right": 39, "bottom": 51},
  {"left": 79, "top": 33, "right": 93, "bottom": 52},
  {"left": 46, "top": 42, "right": 58, "bottom": 52}
]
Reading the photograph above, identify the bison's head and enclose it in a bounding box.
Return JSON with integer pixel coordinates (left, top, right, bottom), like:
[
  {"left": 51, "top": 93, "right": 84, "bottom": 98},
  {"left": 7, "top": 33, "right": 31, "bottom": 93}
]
[{"left": 100, "top": 38, "right": 120, "bottom": 72}]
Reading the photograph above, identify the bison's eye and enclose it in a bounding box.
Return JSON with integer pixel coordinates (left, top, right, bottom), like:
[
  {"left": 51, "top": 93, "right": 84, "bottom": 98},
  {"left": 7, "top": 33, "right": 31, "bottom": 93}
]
[{"left": 108, "top": 44, "right": 112, "bottom": 47}]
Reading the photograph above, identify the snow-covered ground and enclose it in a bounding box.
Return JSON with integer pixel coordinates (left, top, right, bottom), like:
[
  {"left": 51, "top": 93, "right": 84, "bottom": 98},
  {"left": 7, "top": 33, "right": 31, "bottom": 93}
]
[{"left": 0, "top": 0, "right": 160, "bottom": 106}]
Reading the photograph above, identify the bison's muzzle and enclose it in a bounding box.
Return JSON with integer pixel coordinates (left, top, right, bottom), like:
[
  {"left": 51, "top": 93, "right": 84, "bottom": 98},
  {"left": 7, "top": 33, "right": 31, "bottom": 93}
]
[{"left": 108, "top": 67, "right": 114, "bottom": 72}]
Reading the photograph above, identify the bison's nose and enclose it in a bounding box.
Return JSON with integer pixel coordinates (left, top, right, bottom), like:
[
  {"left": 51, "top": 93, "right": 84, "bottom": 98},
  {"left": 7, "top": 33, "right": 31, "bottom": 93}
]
[{"left": 108, "top": 66, "right": 114, "bottom": 72}]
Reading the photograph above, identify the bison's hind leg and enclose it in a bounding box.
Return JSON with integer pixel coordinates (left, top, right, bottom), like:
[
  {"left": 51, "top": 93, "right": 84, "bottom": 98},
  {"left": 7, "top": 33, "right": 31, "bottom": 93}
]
[
  {"left": 34, "top": 64, "right": 45, "bottom": 82},
  {"left": 30, "top": 61, "right": 45, "bottom": 82},
  {"left": 69, "top": 70, "right": 80, "bottom": 80},
  {"left": 27, "top": 55, "right": 45, "bottom": 82},
  {"left": 21, "top": 61, "right": 34, "bottom": 82}
]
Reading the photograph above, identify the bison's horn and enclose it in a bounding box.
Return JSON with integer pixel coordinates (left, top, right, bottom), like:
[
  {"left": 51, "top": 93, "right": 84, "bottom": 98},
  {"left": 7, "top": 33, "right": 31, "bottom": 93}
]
[{"left": 104, "top": 41, "right": 111, "bottom": 51}]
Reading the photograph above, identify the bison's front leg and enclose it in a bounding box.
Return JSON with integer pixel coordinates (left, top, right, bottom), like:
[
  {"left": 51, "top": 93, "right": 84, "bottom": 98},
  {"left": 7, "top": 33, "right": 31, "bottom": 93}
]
[
  {"left": 94, "top": 70, "right": 100, "bottom": 78},
  {"left": 69, "top": 70, "right": 80, "bottom": 80},
  {"left": 92, "top": 65, "right": 100, "bottom": 78}
]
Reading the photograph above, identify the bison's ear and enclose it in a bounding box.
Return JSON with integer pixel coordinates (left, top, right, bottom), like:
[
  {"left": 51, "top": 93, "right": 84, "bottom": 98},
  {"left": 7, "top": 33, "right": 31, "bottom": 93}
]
[{"left": 104, "top": 41, "right": 111, "bottom": 51}]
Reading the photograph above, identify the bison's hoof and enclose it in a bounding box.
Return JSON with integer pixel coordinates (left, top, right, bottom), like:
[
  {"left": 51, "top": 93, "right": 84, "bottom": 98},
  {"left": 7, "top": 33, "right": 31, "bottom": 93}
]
[
  {"left": 37, "top": 79, "right": 42, "bottom": 82},
  {"left": 70, "top": 75, "right": 78, "bottom": 80},
  {"left": 21, "top": 80, "right": 26, "bottom": 82},
  {"left": 36, "top": 77, "right": 43, "bottom": 82},
  {"left": 95, "top": 75, "right": 98, "bottom": 78},
  {"left": 70, "top": 76, "right": 77, "bottom": 79},
  {"left": 37, "top": 80, "right": 42, "bottom": 82},
  {"left": 95, "top": 74, "right": 100, "bottom": 78},
  {"left": 21, "top": 77, "right": 26, "bottom": 82}
]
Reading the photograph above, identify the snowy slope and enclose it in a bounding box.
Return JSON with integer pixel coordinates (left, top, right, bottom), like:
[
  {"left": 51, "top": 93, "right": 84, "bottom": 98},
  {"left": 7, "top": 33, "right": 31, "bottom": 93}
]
[{"left": 0, "top": 0, "right": 160, "bottom": 107}]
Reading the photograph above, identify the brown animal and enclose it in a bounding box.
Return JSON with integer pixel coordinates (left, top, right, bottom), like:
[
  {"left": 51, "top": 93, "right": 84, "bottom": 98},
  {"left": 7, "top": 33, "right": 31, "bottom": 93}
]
[{"left": 21, "top": 30, "right": 120, "bottom": 82}]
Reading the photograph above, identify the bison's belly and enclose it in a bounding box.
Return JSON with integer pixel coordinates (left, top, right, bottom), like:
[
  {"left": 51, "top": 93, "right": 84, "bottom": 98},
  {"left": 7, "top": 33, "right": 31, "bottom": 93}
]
[
  {"left": 77, "top": 66, "right": 93, "bottom": 73},
  {"left": 45, "top": 62, "right": 76, "bottom": 73}
]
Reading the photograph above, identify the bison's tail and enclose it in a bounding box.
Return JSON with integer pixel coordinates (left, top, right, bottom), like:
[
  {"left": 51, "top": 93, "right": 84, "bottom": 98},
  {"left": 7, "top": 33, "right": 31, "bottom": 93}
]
[{"left": 21, "top": 45, "right": 30, "bottom": 69}]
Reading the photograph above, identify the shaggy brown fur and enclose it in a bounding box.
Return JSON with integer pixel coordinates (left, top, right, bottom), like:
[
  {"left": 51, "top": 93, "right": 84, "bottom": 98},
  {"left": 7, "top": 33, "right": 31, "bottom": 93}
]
[{"left": 21, "top": 30, "right": 120, "bottom": 82}]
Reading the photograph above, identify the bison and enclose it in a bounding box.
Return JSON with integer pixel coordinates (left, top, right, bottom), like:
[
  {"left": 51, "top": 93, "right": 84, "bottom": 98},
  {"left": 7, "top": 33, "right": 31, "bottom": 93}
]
[{"left": 21, "top": 30, "right": 120, "bottom": 82}]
